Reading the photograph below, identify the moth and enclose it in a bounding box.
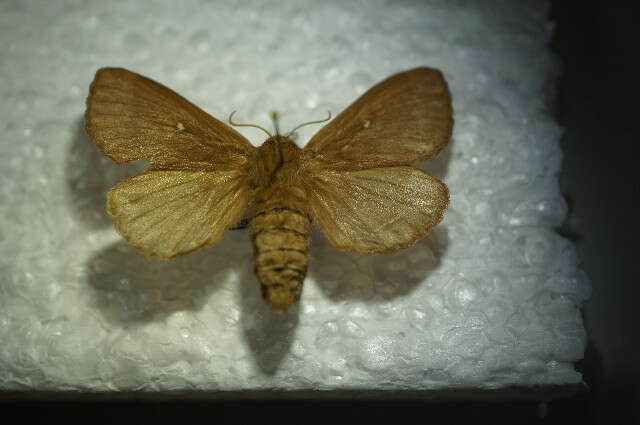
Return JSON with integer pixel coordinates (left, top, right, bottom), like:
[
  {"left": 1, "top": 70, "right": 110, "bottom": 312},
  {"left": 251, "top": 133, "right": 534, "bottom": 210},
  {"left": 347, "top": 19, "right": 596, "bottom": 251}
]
[{"left": 85, "top": 67, "right": 452, "bottom": 311}]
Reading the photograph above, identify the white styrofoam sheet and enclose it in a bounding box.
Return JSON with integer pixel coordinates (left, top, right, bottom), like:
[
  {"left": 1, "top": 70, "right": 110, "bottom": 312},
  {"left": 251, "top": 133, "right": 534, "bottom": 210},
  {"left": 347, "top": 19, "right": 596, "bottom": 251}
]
[{"left": 0, "top": 0, "right": 589, "bottom": 393}]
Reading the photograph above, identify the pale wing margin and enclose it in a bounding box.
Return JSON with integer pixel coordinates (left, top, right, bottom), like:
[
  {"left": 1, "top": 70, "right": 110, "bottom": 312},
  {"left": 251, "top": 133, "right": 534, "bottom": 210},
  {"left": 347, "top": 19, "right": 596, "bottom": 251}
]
[
  {"left": 107, "top": 169, "right": 251, "bottom": 258},
  {"left": 303, "top": 166, "right": 448, "bottom": 253}
]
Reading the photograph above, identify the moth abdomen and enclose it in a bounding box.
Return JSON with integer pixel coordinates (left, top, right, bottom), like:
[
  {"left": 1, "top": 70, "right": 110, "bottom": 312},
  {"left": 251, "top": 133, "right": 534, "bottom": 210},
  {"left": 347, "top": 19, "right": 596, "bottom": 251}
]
[{"left": 249, "top": 206, "right": 311, "bottom": 311}]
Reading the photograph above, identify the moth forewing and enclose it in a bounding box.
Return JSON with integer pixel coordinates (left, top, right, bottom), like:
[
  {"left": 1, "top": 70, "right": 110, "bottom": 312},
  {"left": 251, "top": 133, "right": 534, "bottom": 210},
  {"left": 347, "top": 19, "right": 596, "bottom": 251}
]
[{"left": 304, "top": 67, "right": 453, "bottom": 170}]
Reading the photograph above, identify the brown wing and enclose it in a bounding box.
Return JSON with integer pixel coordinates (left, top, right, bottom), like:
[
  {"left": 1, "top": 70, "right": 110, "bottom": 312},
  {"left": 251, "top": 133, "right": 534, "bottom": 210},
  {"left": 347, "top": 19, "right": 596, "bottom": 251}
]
[
  {"left": 85, "top": 67, "right": 255, "bottom": 171},
  {"left": 302, "top": 166, "right": 448, "bottom": 253},
  {"left": 303, "top": 67, "right": 452, "bottom": 170},
  {"left": 86, "top": 67, "right": 256, "bottom": 257},
  {"left": 107, "top": 169, "right": 250, "bottom": 258}
]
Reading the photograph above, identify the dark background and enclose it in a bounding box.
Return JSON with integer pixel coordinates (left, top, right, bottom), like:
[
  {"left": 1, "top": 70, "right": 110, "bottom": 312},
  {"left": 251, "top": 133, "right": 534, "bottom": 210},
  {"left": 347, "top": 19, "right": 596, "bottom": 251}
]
[
  {"left": 3, "top": 1, "right": 639, "bottom": 423},
  {"left": 549, "top": 0, "right": 640, "bottom": 423}
]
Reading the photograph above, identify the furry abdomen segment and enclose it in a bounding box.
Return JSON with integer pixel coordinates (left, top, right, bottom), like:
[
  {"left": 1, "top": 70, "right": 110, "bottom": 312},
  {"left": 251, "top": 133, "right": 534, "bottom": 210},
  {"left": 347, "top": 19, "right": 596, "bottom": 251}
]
[{"left": 249, "top": 207, "right": 311, "bottom": 311}]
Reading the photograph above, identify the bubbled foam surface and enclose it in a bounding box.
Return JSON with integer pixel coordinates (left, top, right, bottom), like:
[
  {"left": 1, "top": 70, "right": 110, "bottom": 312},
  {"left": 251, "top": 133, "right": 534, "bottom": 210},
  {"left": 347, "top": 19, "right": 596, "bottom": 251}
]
[{"left": 0, "top": 0, "right": 590, "bottom": 393}]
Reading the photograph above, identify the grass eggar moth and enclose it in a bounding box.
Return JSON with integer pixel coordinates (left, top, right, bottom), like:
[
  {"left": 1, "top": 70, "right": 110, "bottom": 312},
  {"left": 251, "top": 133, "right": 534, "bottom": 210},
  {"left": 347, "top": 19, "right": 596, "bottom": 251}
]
[{"left": 85, "top": 67, "right": 452, "bottom": 311}]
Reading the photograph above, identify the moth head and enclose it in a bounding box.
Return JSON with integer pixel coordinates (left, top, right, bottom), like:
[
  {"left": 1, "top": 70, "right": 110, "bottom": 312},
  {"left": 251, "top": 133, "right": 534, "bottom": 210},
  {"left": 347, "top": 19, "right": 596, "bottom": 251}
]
[{"left": 264, "top": 135, "right": 296, "bottom": 145}]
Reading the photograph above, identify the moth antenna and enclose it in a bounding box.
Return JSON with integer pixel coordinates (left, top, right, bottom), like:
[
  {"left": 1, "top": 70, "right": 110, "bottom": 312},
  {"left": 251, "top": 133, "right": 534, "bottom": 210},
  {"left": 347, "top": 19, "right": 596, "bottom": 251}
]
[
  {"left": 285, "top": 111, "right": 332, "bottom": 137},
  {"left": 270, "top": 110, "right": 281, "bottom": 136},
  {"left": 228, "top": 110, "right": 273, "bottom": 138}
]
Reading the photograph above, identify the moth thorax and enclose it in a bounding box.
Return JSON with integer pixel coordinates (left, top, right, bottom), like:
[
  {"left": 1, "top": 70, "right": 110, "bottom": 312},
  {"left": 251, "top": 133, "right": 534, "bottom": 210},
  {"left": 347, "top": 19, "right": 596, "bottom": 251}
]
[{"left": 253, "top": 136, "right": 303, "bottom": 187}]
